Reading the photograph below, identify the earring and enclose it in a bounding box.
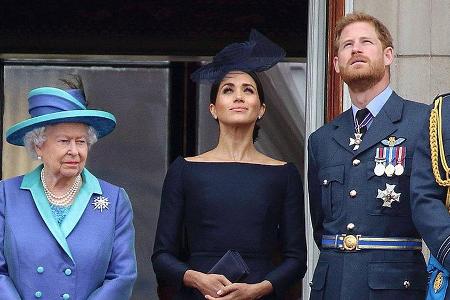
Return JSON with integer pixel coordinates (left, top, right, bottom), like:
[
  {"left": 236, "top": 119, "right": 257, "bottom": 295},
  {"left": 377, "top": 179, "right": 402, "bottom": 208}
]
[
  {"left": 213, "top": 115, "right": 218, "bottom": 120},
  {"left": 258, "top": 116, "right": 262, "bottom": 120},
  {"left": 37, "top": 156, "right": 42, "bottom": 160}
]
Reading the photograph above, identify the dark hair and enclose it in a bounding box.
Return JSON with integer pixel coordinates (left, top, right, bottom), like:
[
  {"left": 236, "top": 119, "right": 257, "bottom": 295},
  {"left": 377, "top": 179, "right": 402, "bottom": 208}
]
[{"left": 209, "top": 71, "right": 265, "bottom": 142}]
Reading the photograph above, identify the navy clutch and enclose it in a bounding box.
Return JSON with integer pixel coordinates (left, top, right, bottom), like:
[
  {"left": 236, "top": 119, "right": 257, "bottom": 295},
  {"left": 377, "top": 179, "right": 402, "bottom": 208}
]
[{"left": 208, "top": 250, "right": 250, "bottom": 282}]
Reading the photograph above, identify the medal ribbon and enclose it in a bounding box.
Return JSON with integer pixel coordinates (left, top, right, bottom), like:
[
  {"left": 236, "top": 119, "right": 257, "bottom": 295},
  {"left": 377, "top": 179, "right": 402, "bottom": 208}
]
[
  {"left": 354, "top": 112, "right": 374, "bottom": 132},
  {"left": 375, "top": 147, "right": 386, "bottom": 162},
  {"left": 396, "top": 146, "right": 405, "bottom": 165},
  {"left": 386, "top": 147, "right": 395, "bottom": 165}
]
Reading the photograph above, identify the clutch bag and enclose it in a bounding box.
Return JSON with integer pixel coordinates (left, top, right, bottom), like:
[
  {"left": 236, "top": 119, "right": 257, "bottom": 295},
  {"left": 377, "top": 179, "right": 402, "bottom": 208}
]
[{"left": 208, "top": 250, "right": 250, "bottom": 282}]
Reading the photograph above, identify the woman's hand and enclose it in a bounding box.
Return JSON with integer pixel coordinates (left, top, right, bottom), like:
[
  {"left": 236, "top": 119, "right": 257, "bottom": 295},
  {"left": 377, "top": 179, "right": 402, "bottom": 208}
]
[
  {"left": 205, "top": 280, "right": 273, "bottom": 300},
  {"left": 183, "top": 270, "right": 232, "bottom": 296}
]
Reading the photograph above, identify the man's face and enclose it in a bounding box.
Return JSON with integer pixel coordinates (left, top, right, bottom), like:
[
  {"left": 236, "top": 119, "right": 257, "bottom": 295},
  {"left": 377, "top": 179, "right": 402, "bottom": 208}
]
[{"left": 334, "top": 21, "right": 393, "bottom": 91}]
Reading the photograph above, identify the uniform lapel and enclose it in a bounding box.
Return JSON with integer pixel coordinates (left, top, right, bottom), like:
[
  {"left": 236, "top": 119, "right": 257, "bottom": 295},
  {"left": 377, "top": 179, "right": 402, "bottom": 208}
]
[
  {"left": 21, "top": 165, "right": 74, "bottom": 262},
  {"left": 332, "top": 108, "right": 357, "bottom": 155},
  {"left": 354, "top": 92, "right": 403, "bottom": 156},
  {"left": 60, "top": 168, "right": 102, "bottom": 238}
]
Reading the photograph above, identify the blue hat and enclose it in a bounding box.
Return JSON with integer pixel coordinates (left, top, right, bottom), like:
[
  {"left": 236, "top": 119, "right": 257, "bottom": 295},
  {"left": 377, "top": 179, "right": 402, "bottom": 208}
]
[
  {"left": 6, "top": 87, "right": 116, "bottom": 146},
  {"left": 190, "top": 29, "right": 286, "bottom": 83}
]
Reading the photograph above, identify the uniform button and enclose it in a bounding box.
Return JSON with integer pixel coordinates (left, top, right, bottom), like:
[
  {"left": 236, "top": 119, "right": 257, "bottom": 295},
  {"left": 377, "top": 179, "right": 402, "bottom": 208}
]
[
  {"left": 64, "top": 268, "right": 72, "bottom": 276},
  {"left": 323, "top": 179, "right": 328, "bottom": 186},
  {"left": 34, "top": 291, "right": 42, "bottom": 298},
  {"left": 352, "top": 159, "right": 361, "bottom": 166},
  {"left": 349, "top": 190, "right": 357, "bottom": 197},
  {"left": 347, "top": 223, "right": 355, "bottom": 230},
  {"left": 404, "top": 280, "right": 410, "bottom": 289},
  {"left": 309, "top": 281, "right": 313, "bottom": 287},
  {"left": 36, "top": 266, "right": 44, "bottom": 274},
  {"left": 62, "top": 293, "right": 70, "bottom": 300}
]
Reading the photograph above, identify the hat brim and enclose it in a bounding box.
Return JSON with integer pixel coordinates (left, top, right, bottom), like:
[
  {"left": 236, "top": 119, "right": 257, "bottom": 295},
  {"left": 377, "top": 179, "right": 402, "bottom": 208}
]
[{"left": 6, "top": 110, "right": 116, "bottom": 146}]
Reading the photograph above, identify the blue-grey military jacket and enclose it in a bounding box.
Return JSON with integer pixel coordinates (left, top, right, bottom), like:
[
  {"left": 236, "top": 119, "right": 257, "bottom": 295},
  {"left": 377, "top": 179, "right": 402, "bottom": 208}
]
[
  {"left": 0, "top": 165, "right": 137, "bottom": 299},
  {"left": 411, "top": 96, "right": 450, "bottom": 299},
  {"left": 308, "top": 92, "right": 428, "bottom": 299}
]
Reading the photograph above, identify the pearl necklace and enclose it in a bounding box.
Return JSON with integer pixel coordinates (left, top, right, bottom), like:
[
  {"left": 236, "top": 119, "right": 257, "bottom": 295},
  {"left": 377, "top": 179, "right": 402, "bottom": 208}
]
[{"left": 41, "top": 168, "right": 81, "bottom": 207}]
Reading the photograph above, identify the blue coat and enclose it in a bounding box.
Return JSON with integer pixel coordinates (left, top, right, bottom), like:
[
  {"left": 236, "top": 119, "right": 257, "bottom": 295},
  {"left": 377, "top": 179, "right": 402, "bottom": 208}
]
[
  {"left": 411, "top": 96, "right": 450, "bottom": 299},
  {"left": 308, "top": 92, "right": 428, "bottom": 299},
  {"left": 0, "top": 165, "right": 137, "bottom": 300}
]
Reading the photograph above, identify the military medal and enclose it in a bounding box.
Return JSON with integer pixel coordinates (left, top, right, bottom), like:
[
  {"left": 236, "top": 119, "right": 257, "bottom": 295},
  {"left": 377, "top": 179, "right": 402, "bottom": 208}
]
[
  {"left": 374, "top": 147, "right": 386, "bottom": 176},
  {"left": 350, "top": 110, "right": 373, "bottom": 151},
  {"left": 394, "top": 146, "right": 406, "bottom": 176},
  {"left": 385, "top": 147, "right": 395, "bottom": 177},
  {"left": 377, "top": 183, "right": 401, "bottom": 207},
  {"left": 92, "top": 196, "right": 110, "bottom": 212},
  {"left": 349, "top": 133, "right": 363, "bottom": 150}
]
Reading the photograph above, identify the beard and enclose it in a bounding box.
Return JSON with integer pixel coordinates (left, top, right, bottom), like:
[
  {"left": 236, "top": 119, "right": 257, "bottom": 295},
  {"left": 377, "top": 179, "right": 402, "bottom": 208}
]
[{"left": 339, "top": 55, "right": 386, "bottom": 92}]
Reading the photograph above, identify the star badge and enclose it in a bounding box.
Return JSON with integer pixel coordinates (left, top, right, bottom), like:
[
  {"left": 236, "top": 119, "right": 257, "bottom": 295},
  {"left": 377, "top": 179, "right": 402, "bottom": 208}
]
[
  {"left": 377, "top": 183, "right": 401, "bottom": 208},
  {"left": 349, "top": 133, "right": 363, "bottom": 150},
  {"left": 92, "top": 196, "right": 110, "bottom": 212}
]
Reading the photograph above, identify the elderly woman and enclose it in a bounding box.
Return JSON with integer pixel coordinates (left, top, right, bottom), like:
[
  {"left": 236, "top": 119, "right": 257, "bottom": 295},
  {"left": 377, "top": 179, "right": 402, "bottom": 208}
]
[
  {"left": 0, "top": 80, "right": 137, "bottom": 299},
  {"left": 152, "top": 30, "right": 307, "bottom": 300}
]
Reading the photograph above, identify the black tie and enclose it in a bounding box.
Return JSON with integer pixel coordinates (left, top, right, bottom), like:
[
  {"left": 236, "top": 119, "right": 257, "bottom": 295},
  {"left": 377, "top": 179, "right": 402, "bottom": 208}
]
[{"left": 355, "top": 108, "right": 372, "bottom": 135}]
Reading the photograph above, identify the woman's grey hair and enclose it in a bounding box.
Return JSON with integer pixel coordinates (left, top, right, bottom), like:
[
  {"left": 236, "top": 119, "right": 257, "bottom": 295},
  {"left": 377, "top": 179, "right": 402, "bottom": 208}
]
[{"left": 23, "top": 125, "right": 98, "bottom": 160}]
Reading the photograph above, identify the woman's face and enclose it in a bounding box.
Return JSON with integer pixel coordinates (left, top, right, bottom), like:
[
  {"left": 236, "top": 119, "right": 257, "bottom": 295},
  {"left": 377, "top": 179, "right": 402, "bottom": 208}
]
[
  {"left": 35, "top": 123, "right": 89, "bottom": 179},
  {"left": 210, "top": 71, "right": 265, "bottom": 126}
]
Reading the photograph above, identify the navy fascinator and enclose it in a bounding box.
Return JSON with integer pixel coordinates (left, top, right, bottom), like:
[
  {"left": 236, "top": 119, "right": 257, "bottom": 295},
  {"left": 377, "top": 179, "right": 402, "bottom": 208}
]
[{"left": 190, "top": 29, "right": 286, "bottom": 83}]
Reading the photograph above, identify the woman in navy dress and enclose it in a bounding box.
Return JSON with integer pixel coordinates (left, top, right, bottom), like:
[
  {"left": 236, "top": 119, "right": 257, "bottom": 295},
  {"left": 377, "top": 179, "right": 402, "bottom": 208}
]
[{"left": 152, "top": 30, "right": 307, "bottom": 299}]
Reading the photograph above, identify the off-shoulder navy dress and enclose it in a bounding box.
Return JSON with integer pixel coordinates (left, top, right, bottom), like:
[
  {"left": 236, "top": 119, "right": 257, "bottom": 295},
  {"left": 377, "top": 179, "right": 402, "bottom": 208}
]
[{"left": 152, "top": 157, "right": 307, "bottom": 299}]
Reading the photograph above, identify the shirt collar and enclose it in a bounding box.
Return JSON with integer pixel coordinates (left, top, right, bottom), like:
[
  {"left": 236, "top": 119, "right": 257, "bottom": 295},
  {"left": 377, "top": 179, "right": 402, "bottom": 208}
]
[{"left": 352, "top": 86, "right": 393, "bottom": 121}]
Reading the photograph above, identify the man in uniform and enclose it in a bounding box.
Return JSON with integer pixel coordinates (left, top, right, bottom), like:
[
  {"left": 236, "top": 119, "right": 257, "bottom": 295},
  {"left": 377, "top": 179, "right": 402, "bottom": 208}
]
[
  {"left": 308, "top": 12, "right": 428, "bottom": 299},
  {"left": 411, "top": 94, "right": 450, "bottom": 300}
]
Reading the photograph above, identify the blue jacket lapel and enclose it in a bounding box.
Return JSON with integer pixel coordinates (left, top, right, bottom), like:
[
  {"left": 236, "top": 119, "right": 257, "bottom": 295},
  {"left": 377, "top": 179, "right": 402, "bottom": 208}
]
[
  {"left": 21, "top": 165, "right": 74, "bottom": 261},
  {"left": 20, "top": 166, "right": 102, "bottom": 263},
  {"left": 354, "top": 92, "right": 403, "bottom": 155},
  {"left": 60, "top": 168, "right": 102, "bottom": 238},
  {"left": 332, "top": 108, "right": 357, "bottom": 155}
]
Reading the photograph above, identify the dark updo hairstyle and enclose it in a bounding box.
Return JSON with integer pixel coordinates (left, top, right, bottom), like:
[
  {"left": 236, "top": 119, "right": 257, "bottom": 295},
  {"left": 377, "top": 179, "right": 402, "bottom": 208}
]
[{"left": 209, "top": 71, "right": 265, "bottom": 142}]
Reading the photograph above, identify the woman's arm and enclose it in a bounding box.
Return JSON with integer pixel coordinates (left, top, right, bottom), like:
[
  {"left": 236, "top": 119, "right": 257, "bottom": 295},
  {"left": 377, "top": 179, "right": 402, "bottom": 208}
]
[
  {"left": 263, "top": 164, "right": 307, "bottom": 296},
  {"left": 0, "top": 181, "right": 22, "bottom": 300},
  {"left": 151, "top": 158, "right": 190, "bottom": 289},
  {"left": 87, "top": 188, "right": 137, "bottom": 300}
]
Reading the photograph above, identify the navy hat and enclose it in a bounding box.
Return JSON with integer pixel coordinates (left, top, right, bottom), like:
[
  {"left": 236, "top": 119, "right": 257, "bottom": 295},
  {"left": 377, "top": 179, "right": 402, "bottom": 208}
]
[
  {"left": 191, "top": 29, "right": 286, "bottom": 83},
  {"left": 6, "top": 87, "right": 116, "bottom": 146}
]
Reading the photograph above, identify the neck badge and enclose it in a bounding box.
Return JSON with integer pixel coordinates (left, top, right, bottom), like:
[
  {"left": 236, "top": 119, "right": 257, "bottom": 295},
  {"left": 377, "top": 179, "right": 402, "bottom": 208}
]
[
  {"left": 377, "top": 183, "right": 401, "bottom": 208},
  {"left": 349, "top": 133, "right": 363, "bottom": 150}
]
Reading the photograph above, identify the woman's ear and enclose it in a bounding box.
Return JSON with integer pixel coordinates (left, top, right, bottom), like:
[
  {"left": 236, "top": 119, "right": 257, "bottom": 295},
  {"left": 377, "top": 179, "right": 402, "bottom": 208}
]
[
  {"left": 258, "top": 103, "right": 266, "bottom": 120},
  {"left": 35, "top": 144, "right": 43, "bottom": 157},
  {"left": 209, "top": 103, "right": 218, "bottom": 120}
]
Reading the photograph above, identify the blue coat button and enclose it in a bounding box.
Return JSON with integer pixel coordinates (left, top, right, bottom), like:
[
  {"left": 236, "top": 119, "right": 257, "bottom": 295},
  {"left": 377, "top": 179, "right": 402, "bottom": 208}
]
[
  {"left": 36, "top": 266, "right": 44, "bottom": 274},
  {"left": 64, "top": 268, "right": 72, "bottom": 276},
  {"left": 34, "top": 291, "right": 42, "bottom": 298},
  {"left": 62, "top": 293, "right": 70, "bottom": 300}
]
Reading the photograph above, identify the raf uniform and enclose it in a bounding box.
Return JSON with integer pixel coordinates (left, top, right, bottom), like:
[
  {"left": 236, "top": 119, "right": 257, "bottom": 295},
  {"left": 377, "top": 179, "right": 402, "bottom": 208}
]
[
  {"left": 411, "top": 94, "right": 450, "bottom": 300},
  {"left": 308, "top": 87, "right": 428, "bottom": 299}
]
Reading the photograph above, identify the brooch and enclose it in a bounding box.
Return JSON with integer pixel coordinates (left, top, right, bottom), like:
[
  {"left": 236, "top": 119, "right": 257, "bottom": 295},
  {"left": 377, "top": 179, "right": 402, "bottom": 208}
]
[{"left": 92, "top": 196, "right": 110, "bottom": 212}]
